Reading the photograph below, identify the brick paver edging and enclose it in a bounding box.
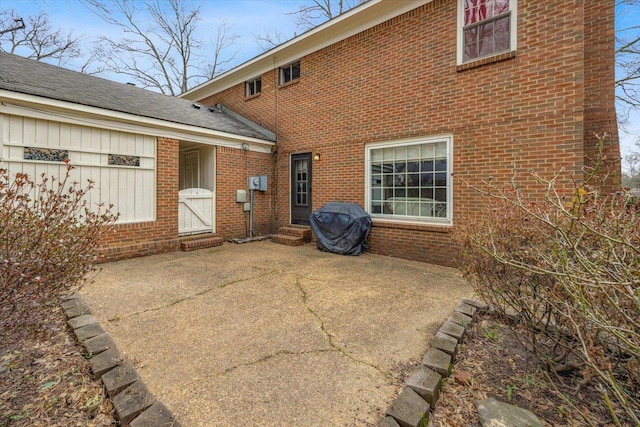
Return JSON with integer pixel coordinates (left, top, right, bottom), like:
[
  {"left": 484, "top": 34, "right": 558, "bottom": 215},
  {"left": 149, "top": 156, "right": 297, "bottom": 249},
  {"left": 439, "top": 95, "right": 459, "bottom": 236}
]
[
  {"left": 380, "top": 298, "right": 488, "bottom": 427},
  {"left": 62, "top": 294, "right": 180, "bottom": 426}
]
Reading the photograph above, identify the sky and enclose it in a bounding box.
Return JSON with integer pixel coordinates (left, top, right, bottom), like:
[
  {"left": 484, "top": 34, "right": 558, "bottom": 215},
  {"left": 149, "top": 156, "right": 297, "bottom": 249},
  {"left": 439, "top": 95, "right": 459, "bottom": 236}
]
[{"left": 4, "top": 0, "right": 640, "bottom": 163}]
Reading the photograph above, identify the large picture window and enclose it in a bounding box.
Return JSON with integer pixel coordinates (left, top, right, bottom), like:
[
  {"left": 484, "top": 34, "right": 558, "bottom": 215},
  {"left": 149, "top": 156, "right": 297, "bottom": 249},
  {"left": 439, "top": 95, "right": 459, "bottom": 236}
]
[
  {"left": 458, "top": 0, "right": 516, "bottom": 63},
  {"left": 366, "top": 136, "right": 452, "bottom": 224}
]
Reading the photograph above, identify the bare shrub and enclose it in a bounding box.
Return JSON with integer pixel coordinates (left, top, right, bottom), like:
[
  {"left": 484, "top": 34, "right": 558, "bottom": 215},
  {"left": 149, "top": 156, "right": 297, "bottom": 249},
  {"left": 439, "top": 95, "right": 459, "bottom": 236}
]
[
  {"left": 0, "top": 163, "right": 118, "bottom": 342},
  {"left": 455, "top": 135, "right": 639, "bottom": 425}
]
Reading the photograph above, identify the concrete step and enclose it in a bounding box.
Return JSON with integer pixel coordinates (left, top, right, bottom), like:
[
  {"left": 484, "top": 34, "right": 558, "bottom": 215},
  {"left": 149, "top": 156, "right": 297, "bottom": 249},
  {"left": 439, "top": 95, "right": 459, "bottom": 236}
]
[
  {"left": 271, "top": 234, "right": 307, "bottom": 246},
  {"left": 278, "top": 225, "right": 312, "bottom": 241},
  {"left": 180, "top": 234, "right": 224, "bottom": 252}
]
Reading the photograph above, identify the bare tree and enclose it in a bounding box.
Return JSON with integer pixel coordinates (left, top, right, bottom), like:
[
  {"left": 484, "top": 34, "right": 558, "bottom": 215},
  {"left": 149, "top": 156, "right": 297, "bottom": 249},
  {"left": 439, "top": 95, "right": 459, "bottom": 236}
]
[
  {"left": 289, "top": 0, "right": 367, "bottom": 31},
  {"left": 253, "top": 0, "right": 368, "bottom": 53},
  {"left": 0, "top": 8, "right": 83, "bottom": 67},
  {"left": 622, "top": 138, "right": 640, "bottom": 188},
  {"left": 253, "top": 28, "right": 288, "bottom": 52},
  {"left": 82, "top": 0, "right": 239, "bottom": 95},
  {"left": 616, "top": 0, "right": 640, "bottom": 127},
  {"left": 201, "top": 19, "right": 239, "bottom": 80}
]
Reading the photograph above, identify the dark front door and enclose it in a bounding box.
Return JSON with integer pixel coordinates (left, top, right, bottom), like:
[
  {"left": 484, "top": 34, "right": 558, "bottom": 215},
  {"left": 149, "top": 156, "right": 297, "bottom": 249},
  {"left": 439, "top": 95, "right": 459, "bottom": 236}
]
[{"left": 291, "top": 153, "right": 312, "bottom": 225}]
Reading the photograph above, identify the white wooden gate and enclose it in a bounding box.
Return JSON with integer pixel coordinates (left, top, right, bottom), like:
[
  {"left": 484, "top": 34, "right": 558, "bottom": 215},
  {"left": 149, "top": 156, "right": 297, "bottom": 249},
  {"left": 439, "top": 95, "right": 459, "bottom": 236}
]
[{"left": 178, "top": 188, "right": 215, "bottom": 236}]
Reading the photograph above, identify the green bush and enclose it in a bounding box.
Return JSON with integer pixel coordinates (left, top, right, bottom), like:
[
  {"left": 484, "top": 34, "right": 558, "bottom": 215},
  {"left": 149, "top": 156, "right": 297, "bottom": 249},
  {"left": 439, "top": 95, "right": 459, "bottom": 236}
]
[
  {"left": 0, "top": 163, "right": 118, "bottom": 341},
  {"left": 455, "top": 135, "right": 639, "bottom": 425}
]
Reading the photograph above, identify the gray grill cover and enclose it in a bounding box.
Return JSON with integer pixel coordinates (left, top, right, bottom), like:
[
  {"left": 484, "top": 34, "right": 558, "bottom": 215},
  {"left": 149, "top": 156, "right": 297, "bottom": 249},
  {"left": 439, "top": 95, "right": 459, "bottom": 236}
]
[{"left": 309, "top": 203, "right": 372, "bottom": 255}]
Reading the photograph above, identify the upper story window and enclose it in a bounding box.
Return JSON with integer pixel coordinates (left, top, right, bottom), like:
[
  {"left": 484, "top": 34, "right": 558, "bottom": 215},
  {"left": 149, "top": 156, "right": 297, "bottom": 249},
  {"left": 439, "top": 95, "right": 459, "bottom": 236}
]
[
  {"left": 365, "top": 136, "right": 453, "bottom": 225},
  {"left": 245, "top": 77, "right": 261, "bottom": 97},
  {"left": 458, "top": 0, "right": 517, "bottom": 64},
  {"left": 280, "top": 61, "right": 300, "bottom": 85}
]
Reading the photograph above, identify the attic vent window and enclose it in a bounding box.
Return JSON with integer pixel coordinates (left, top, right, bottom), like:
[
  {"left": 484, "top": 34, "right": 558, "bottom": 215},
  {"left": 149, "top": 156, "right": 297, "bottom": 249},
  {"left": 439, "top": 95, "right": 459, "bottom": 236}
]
[
  {"left": 108, "top": 154, "right": 140, "bottom": 167},
  {"left": 280, "top": 61, "right": 300, "bottom": 85},
  {"left": 245, "top": 77, "right": 262, "bottom": 97},
  {"left": 23, "top": 147, "right": 69, "bottom": 162}
]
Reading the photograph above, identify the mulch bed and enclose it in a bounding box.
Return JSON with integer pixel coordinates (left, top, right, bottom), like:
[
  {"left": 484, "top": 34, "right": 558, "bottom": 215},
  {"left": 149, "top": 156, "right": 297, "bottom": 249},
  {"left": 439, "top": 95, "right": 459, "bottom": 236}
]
[
  {"left": 0, "top": 306, "right": 117, "bottom": 427},
  {"left": 429, "top": 312, "right": 629, "bottom": 426}
]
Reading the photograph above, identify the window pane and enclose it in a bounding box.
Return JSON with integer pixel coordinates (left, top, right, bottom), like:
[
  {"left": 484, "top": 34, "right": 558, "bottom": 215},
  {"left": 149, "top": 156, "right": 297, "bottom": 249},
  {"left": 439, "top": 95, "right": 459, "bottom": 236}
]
[
  {"left": 435, "top": 159, "right": 447, "bottom": 171},
  {"left": 407, "top": 173, "right": 419, "bottom": 187},
  {"left": 420, "top": 202, "right": 434, "bottom": 217},
  {"left": 407, "top": 145, "right": 420, "bottom": 159},
  {"left": 421, "top": 187, "right": 434, "bottom": 200},
  {"left": 435, "top": 188, "right": 447, "bottom": 202},
  {"left": 394, "top": 188, "right": 406, "bottom": 198},
  {"left": 407, "top": 161, "right": 419, "bottom": 172},
  {"left": 435, "top": 173, "right": 447, "bottom": 186},
  {"left": 372, "top": 149, "right": 383, "bottom": 162},
  {"left": 372, "top": 174, "right": 381, "bottom": 187},
  {"left": 421, "top": 173, "right": 434, "bottom": 186},
  {"left": 394, "top": 146, "right": 407, "bottom": 161},
  {"left": 394, "top": 162, "right": 406, "bottom": 173},
  {"left": 495, "top": 0, "right": 509, "bottom": 15},
  {"left": 256, "top": 78, "right": 262, "bottom": 93},
  {"left": 421, "top": 160, "right": 434, "bottom": 172},
  {"left": 291, "top": 61, "right": 300, "bottom": 80},
  {"left": 494, "top": 16, "right": 510, "bottom": 51},
  {"left": 383, "top": 148, "right": 394, "bottom": 160},
  {"left": 372, "top": 202, "right": 382, "bottom": 214},
  {"left": 421, "top": 143, "right": 434, "bottom": 158}
]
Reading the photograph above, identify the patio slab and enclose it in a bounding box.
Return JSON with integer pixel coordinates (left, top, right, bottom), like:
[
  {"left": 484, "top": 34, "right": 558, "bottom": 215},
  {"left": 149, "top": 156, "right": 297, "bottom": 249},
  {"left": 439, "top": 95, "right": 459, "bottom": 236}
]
[{"left": 81, "top": 241, "right": 471, "bottom": 426}]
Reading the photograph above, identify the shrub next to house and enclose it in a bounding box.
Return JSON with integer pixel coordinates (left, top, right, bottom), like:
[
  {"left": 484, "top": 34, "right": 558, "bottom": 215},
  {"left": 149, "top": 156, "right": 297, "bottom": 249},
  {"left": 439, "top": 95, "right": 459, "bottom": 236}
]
[
  {"left": 454, "top": 136, "right": 640, "bottom": 425},
  {"left": 0, "top": 162, "right": 118, "bottom": 342}
]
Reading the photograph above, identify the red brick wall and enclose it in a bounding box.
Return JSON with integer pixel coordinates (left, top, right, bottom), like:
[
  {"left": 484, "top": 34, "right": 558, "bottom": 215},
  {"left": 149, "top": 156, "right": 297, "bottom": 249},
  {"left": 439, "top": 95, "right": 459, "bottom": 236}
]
[
  {"left": 199, "top": 0, "right": 618, "bottom": 267},
  {"left": 215, "top": 146, "right": 275, "bottom": 238},
  {"left": 98, "top": 137, "right": 180, "bottom": 261}
]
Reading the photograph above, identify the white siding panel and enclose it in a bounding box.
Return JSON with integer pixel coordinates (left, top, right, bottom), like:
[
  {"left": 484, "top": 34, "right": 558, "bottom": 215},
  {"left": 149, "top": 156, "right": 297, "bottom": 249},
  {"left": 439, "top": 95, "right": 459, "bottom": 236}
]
[
  {"left": 1, "top": 113, "right": 157, "bottom": 224},
  {"left": 35, "top": 119, "right": 48, "bottom": 147},
  {"left": 23, "top": 117, "right": 36, "bottom": 145},
  {"left": 48, "top": 121, "right": 60, "bottom": 147}
]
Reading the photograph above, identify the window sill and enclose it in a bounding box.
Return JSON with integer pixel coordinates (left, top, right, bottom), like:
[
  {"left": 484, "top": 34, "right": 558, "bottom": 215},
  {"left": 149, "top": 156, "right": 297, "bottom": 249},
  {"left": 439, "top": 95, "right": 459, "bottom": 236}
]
[
  {"left": 371, "top": 218, "right": 452, "bottom": 233},
  {"left": 279, "top": 79, "right": 300, "bottom": 89},
  {"left": 244, "top": 93, "right": 261, "bottom": 100},
  {"left": 456, "top": 50, "right": 516, "bottom": 72}
]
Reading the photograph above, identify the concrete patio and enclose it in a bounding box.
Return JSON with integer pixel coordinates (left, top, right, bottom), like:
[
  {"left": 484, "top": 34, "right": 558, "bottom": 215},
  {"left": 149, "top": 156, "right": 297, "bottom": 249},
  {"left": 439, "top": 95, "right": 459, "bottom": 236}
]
[{"left": 80, "top": 241, "right": 471, "bottom": 426}]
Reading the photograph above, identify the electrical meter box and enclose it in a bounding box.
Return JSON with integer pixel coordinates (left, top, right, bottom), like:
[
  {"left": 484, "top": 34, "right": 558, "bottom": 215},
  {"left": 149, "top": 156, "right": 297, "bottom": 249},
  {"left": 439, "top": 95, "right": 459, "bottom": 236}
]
[
  {"left": 236, "top": 190, "right": 247, "bottom": 203},
  {"left": 248, "top": 176, "right": 268, "bottom": 191}
]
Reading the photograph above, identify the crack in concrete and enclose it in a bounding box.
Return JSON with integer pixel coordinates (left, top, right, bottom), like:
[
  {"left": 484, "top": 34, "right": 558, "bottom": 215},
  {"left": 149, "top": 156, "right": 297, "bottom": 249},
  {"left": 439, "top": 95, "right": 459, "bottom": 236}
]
[
  {"left": 106, "top": 269, "right": 280, "bottom": 322},
  {"left": 218, "top": 348, "right": 334, "bottom": 376},
  {"left": 293, "top": 277, "right": 393, "bottom": 380}
]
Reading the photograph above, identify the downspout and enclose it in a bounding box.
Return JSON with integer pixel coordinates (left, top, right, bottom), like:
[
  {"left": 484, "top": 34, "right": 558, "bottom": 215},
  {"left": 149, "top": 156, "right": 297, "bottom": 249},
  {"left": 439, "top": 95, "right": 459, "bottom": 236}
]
[{"left": 273, "top": 56, "right": 279, "bottom": 222}]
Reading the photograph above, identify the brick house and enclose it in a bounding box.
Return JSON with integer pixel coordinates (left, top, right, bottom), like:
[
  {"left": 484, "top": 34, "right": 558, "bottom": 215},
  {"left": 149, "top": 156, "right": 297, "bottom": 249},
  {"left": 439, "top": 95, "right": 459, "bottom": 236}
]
[
  {"left": 0, "top": 51, "right": 275, "bottom": 260},
  {"left": 181, "top": 0, "right": 620, "bottom": 266}
]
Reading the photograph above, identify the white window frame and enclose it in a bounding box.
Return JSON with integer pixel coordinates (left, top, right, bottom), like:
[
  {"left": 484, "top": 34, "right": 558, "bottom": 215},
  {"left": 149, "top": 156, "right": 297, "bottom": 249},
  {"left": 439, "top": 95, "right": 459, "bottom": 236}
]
[
  {"left": 280, "top": 60, "right": 300, "bottom": 85},
  {"left": 365, "top": 135, "right": 454, "bottom": 226},
  {"left": 245, "top": 77, "right": 261, "bottom": 97},
  {"left": 456, "top": 0, "right": 518, "bottom": 65}
]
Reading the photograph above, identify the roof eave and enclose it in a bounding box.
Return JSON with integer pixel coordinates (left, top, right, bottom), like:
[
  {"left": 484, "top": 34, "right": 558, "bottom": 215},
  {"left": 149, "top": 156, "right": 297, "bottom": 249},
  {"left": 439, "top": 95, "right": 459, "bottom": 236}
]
[
  {"left": 180, "top": 0, "right": 432, "bottom": 101},
  {"left": 0, "top": 89, "right": 276, "bottom": 152}
]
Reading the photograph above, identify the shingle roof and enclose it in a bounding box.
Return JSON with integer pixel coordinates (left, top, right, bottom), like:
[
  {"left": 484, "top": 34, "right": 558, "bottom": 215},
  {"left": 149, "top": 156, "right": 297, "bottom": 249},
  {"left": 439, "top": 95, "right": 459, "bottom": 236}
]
[{"left": 0, "top": 52, "right": 274, "bottom": 141}]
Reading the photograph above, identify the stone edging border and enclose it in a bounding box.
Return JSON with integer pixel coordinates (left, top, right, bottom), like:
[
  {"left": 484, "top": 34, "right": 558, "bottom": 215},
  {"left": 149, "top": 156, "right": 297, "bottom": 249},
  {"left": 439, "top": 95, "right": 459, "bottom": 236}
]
[
  {"left": 62, "top": 294, "right": 180, "bottom": 427},
  {"left": 379, "top": 298, "right": 488, "bottom": 427}
]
